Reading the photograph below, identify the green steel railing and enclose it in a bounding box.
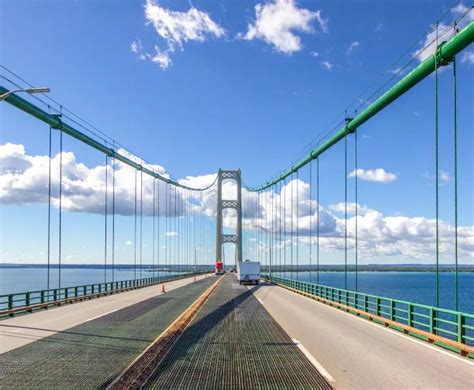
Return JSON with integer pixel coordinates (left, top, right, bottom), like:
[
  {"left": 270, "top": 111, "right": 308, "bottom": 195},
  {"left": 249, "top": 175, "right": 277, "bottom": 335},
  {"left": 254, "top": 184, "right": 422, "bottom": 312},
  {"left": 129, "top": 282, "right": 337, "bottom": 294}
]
[
  {"left": 263, "top": 274, "right": 474, "bottom": 349},
  {"left": 0, "top": 272, "right": 205, "bottom": 316}
]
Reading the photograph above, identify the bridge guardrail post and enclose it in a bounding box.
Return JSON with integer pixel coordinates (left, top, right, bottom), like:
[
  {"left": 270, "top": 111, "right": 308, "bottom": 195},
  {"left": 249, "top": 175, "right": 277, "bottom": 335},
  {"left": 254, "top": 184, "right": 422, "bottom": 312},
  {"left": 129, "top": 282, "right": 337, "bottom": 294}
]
[
  {"left": 429, "top": 307, "right": 434, "bottom": 334},
  {"left": 457, "top": 313, "right": 464, "bottom": 344},
  {"left": 408, "top": 303, "right": 412, "bottom": 327}
]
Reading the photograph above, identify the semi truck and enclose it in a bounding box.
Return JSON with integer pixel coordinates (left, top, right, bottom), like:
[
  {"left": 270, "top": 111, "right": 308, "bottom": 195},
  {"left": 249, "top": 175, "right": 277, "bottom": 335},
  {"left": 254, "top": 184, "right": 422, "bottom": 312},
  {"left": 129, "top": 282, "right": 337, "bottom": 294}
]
[
  {"left": 215, "top": 261, "right": 225, "bottom": 275},
  {"left": 237, "top": 260, "right": 260, "bottom": 285}
]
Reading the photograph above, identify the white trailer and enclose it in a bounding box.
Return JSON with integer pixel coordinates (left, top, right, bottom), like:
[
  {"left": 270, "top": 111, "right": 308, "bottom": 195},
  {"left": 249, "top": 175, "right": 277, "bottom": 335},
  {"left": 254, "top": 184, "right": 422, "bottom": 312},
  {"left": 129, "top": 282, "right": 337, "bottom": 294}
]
[{"left": 237, "top": 260, "right": 260, "bottom": 285}]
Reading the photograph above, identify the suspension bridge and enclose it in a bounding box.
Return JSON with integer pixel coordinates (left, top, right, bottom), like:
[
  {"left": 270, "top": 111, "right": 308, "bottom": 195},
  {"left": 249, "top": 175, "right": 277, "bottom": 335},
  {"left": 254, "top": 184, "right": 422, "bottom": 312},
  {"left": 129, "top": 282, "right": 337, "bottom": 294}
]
[{"left": 1, "top": 10, "right": 473, "bottom": 390}]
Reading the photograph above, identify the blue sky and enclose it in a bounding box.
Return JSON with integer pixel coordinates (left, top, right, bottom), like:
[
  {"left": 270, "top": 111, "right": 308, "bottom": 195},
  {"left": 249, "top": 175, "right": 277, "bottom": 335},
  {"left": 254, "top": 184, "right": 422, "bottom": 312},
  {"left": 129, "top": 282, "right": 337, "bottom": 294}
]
[{"left": 1, "top": 0, "right": 473, "bottom": 266}]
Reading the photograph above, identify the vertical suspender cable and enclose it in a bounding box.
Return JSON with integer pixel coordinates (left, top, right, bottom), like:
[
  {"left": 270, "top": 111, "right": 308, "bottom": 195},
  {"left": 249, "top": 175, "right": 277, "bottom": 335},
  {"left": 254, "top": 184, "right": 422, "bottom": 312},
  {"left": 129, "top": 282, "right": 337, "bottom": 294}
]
[
  {"left": 140, "top": 170, "right": 143, "bottom": 278},
  {"left": 174, "top": 186, "right": 177, "bottom": 273},
  {"left": 435, "top": 22, "right": 440, "bottom": 307},
  {"left": 284, "top": 178, "right": 287, "bottom": 277},
  {"left": 156, "top": 180, "right": 161, "bottom": 281},
  {"left": 309, "top": 160, "right": 313, "bottom": 283},
  {"left": 317, "top": 155, "right": 320, "bottom": 284},
  {"left": 165, "top": 183, "right": 168, "bottom": 277},
  {"left": 153, "top": 178, "right": 156, "bottom": 279},
  {"left": 296, "top": 170, "right": 299, "bottom": 280},
  {"left": 453, "top": 22, "right": 459, "bottom": 311},
  {"left": 112, "top": 152, "right": 115, "bottom": 283},
  {"left": 258, "top": 192, "right": 260, "bottom": 263},
  {"left": 104, "top": 154, "right": 108, "bottom": 283},
  {"left": 270, "top": 187, "right": 273, "bottom": 276},
  {"left": 279, "top": 181, "right": 282, "bottom": 275},
  {"left": 58, "top": 126, "right": 63, "bottom": 289},
  {"left": 355, "top": 129, "right": 359, "bottom": 292},
  {"left": 344, "top": 133, "right": 348, "bottom": 290},
  {"left": 290, "top": 174, "right": 295, "bottom": 279},
  {"left": 47, "top": 118, "right": 52, "bottom": 290},
  {"left": 134, "top": 170, "right": 137, "bottom": 280}
]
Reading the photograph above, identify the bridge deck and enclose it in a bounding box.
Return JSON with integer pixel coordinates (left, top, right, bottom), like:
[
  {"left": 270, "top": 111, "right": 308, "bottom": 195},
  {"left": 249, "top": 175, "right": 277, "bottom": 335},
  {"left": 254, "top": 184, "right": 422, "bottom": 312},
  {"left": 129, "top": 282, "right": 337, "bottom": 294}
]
[
  {"left": 0, "top": 276, "right": 217, "bottom": 389},
  {"left": 145, "top": 275, "right": 331, "bottom": 389},
  {"left": 251, "top": 281, "right": 474, "bottom": 389}
]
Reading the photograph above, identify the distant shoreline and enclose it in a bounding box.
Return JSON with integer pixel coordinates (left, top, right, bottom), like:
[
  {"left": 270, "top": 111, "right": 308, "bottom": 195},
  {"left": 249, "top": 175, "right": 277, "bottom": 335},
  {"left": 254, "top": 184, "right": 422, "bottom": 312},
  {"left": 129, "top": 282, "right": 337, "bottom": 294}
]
[{"left": 1, "top": 263, "right": 473, "bottom": 272}]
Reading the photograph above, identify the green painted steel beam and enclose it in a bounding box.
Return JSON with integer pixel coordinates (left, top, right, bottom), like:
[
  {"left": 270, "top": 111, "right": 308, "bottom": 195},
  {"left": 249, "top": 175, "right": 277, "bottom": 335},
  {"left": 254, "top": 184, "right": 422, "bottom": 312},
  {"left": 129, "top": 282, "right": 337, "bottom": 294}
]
[
  {"left": 251, "top": 21, "right": 474, "bottom": 191},
  {"left": 0, "top": 85, "right": 216, "bottom": 191}
]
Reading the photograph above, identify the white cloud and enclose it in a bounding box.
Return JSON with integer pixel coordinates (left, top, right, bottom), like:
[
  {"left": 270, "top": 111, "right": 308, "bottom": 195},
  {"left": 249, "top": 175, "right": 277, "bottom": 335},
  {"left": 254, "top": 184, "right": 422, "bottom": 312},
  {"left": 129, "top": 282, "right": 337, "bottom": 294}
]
[
  {"left": 0, "top": 142, "right": 213, "bottom": 216},
  {"left": 240, "top": 0, "right": 327, "bottom": 54},
  {"left": 311, "top": 51, "right": 320, "bottom": 57},
  {"left": 243, "top": 181, "right": 473, "bottom": 262},
  {"left": 2, "top": 143, "right": 473, "bottom": 263},
  {"left": 461, "top": 50, "right": 474, "bottom": 65},
  {"left": 421, "top": 170, "right": 450, "bottom": 184},
  {"left": 321, "top": 60, "right": 332, "bottom": 70},
  {"left": 375, "top": 22, "right": 384, "bottom": 32},
  {"left": 165, "top": 231, "right": 178, "bottom": 237},
  {"left": 346, "top": 40, "right": 359, "bottom": 56},
  {"left": 133, "top": 0, "right": 225, "bottom": 69},
  {"left": 349, "top": 168, "right": 397, "bottom": 183},
  {"left": 414, "top": 4, "right": 473, "bottom": 63},
  {"left": 130, "top": 38, "right": 146, "bottom": 60}
]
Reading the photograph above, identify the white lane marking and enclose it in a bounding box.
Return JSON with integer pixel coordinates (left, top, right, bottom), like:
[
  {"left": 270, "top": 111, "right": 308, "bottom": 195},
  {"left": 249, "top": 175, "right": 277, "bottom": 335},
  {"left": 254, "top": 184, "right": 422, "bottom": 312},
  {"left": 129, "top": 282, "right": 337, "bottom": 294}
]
[
  {"left": 84, "top": 308, "right": 120, "bottom": 323},
  {"left": 292, "top": 338, "right": 335, "bottom": 383},
  {"left": 351, "top": 313, "right": 474, "bottom": 366},
  {"left": 290, "top": 290, "right": 474, "bottom": 366}
]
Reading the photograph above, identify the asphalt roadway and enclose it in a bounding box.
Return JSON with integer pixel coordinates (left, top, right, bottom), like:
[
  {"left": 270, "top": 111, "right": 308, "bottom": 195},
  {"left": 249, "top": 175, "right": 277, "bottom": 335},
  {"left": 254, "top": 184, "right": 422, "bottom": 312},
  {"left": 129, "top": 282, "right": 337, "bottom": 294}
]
[{"left": 250, "top": 281, "right": 474, "bottom": 390}]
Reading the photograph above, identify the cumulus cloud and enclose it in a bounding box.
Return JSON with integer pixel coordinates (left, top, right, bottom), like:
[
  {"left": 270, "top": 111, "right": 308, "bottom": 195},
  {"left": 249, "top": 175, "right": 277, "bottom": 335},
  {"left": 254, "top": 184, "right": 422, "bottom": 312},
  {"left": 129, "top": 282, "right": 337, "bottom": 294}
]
[
  {"left": 421, "top": 170, "right": 450, "bottom": 184},
  {"left": 2, "top": 143, "right": 472, "bottom": 263},
  {"left": 240, "top": 0, "right": 327, "bottom": 54},
  {"left": 346, "top": 40, "right": 359, "bottom": 56},
  {"left": 0, "top": 142, "right": 212, "bottom": 216},
  {"left": 130, "top": 38, "right": 146, "bottom": 60},
  {"left": 132, "top": 0, "right": 225, "bottom": 69},
  {"left": 321, "top": 60, "right": 332, "bottom": 70},
  {"left": 461, "top": 50, "right": 474, "bottom": 65},
  {"left": 349, "top": 168, "right": 397, "bottom": 183},
  {"left": 413, "top": 4, "right": 473, "bottom": 63}
]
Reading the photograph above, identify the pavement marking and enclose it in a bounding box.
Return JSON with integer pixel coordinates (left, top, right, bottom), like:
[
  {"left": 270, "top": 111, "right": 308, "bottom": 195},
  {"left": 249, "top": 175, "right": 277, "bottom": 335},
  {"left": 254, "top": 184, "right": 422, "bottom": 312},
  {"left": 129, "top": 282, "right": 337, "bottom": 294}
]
[
  {"left": 285, "top": 286, "right": 474, "bottom": 366},
  {"left": 84, "top": 308, "right": 121, "bottom": 323},
  {"left": 353, "top": 313, "right": 474, "bottom": 366},
  {"left": 292, "top": 338, "right": 335, "bottom": 384}
]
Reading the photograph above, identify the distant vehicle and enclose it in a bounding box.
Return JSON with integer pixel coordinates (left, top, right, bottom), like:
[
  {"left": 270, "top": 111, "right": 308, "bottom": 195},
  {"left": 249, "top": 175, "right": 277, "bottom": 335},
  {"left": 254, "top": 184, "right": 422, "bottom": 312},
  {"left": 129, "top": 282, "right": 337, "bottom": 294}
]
[
  {"left": 215, "top": 261, "right": 225, "bottom": 275},
  {"left": 237, "top": 260, "right": 260, "bottom": 285}
]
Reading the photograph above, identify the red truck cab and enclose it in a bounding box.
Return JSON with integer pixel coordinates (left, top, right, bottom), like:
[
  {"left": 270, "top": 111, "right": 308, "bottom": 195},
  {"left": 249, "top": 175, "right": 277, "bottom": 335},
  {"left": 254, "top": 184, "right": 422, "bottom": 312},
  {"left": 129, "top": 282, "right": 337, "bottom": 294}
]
[{"left": 215, "top": 261, "right": 224, "bottom": 275}]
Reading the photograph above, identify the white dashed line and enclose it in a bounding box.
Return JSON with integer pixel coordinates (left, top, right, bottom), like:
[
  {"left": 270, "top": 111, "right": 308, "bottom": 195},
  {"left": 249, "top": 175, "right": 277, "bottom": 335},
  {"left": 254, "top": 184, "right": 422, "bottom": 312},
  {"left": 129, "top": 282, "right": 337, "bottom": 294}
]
[
  {"left": 84, "top": 308, "right": 120, "bottom": 323},
  {"left": 292, "top": 338, "right": 335, "bottom": 384}
]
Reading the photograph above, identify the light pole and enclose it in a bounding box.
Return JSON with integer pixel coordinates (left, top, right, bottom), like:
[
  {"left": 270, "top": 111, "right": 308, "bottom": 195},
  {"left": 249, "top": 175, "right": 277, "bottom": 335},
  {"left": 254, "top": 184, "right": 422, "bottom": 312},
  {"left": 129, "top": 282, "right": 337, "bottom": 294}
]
[{"left": 0, "top": 87, "right": 50, "bottom": 101}]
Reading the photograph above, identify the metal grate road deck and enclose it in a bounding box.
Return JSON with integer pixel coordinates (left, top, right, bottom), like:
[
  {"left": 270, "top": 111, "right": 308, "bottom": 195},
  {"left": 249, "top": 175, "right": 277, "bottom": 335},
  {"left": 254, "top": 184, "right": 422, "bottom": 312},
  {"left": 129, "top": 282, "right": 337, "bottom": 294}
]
[
  {"left": 145, "top": 275, "right": 331, "bottom": 389},
  {"left": 0, "top": 277, "right": 217, "bottom": 390}
]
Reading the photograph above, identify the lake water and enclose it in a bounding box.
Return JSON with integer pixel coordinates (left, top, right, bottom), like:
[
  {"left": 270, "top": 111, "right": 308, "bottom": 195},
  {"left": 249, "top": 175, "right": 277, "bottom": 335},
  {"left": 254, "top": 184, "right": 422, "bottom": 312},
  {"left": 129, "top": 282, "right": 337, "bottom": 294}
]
[
  {"left": 0, "top": 267, "right": 178, "bottom": 296},
  {"left": 275, "top": 271, "right": 474, "bottom": 314},
  {"left": 0, "top": 267, "right": 472, "bottom": 314}
]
